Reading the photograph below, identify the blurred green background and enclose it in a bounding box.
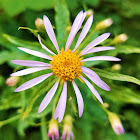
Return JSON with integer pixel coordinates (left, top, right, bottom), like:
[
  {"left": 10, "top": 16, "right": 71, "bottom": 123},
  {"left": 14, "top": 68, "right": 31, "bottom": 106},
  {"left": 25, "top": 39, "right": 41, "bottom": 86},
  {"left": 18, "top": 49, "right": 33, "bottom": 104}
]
[{"left": 0, "top": 0, "right": 140, "bottom": 140}]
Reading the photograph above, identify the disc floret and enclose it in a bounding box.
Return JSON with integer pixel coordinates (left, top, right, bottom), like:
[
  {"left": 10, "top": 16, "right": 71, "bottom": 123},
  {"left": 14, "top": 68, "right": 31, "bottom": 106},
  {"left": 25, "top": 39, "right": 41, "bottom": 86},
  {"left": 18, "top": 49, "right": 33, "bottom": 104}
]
[{"left": 50, "top": 49, "right": 83, "bottom": 81}]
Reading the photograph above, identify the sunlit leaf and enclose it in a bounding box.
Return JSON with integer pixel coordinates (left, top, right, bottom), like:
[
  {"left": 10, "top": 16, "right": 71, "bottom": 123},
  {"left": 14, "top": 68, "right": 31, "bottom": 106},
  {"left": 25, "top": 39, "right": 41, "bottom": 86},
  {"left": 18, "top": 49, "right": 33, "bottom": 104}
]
[
  {"left": 55, "top": 0, "right": 70, "bottom": 48},
  {"left": 92, "top": 68, "right": 140, "bottom": 85}
]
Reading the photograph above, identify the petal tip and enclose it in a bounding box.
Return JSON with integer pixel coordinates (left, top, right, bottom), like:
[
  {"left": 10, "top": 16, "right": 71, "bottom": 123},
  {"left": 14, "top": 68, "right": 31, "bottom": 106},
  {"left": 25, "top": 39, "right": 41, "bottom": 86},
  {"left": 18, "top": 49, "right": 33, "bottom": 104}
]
[
  {"left": 11, "top": 60, "right": 15, "bottom": 63},
  {"left": 38, "top": 108, "right": 42, "bottom": 113},
  {"left": 79, "top": 113, "right": 83, "bottom": 118},
  {"left": 58, "top": 118, "right": 62, "bottom": 123},
  {"left": 10, "top": 73, "right": 14, "bottom": 76},
  {"left": 107, "top": 87, "right": 110, "bottom": 91},
  {"left": 18, "top": 47, "right": 23, "bottom": 50},
  {"left": 14, "top": 89, "right": 19, "bottom": 92}
]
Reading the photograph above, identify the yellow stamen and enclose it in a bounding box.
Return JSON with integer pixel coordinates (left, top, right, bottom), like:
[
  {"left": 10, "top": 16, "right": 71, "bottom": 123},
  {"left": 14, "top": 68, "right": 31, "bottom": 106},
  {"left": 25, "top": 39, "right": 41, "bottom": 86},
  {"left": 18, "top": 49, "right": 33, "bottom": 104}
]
[{"left": 50, "top": 48, "right": 83, "bottom": 81}]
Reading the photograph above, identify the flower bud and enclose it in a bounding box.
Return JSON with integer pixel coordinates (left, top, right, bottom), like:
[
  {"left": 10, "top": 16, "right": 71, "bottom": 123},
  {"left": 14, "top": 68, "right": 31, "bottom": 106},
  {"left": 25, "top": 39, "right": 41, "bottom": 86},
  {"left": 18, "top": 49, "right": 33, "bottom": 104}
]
[
  {"left": 108, "top": 112, "right": 125, "bottom": 135},
  {"left": 95, "top": 18, "right": 113, "bottom": 31},
  {"left": 6, "top": 76, "right": 19, "bottom": 86},
  {"left": 112, "top": 64, "right": 121, "bottom": 71},
  {"left": 35, "top": 18, "right": 45, "bottom": 32},
  {"left": 86, "top": 9, "right": 94, "bottom": 18},
  {"left": 61, "top": 115, "right": 74, "bottom": 140},
  {"left": 113, "top": 34, "right": 128, "bottom": 44},
  {"left": 48, "top": 119, "right": 59, "bottom": 139},
  {"left": 104, "top": 102, "right": 109, "bottom": 108},
  {"left": 66, "top": 25, "right": 72, "bottom": 33}
]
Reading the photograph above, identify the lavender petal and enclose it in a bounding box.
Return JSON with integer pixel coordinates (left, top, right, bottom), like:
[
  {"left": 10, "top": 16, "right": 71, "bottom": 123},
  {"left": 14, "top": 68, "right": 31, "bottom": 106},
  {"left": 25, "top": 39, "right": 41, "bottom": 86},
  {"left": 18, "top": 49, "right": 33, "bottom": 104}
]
[
  {"left": 38, "top": 81, "right": 59, "bottom": 113},
  {"left": 72, "top": 81, "right": 84, "bottom": 117},
  {"left": 18, "top": 47, "right": 52, "bottom": 60},
  {"left": 11, "top": 60, "right": 51, "bottom": 67},
  {"left": 81, "top": 46, "right": 115, "bottom": 55},
  {"left": 54, "top": 81, "right": 67, "bottom": 123},
  {"left": 38, "top": 34, "right": 55, "bottom": 55},
  {"left": 82, "top": 56, "right": 121, "bottom": 62},
  {"left": 11, "top": 67, "right": 50, "bottom": 76},
  {"left": 65, "top": 11, "right": 84, "bottom": 51},
  {"left": 14, "top": 73, "right": 53, "bottom": 92},
  {"left": 73, "top": 15, "right": 93, "bottom": 52},
  {"left": 81, "top": 76, "right": 104, "bottom": 105},
  {"left": 81, "top": 33, "right": 111, "bottom": 54},
  {"left": 43, "top": 15, "right": 60, "bottom": 53}
]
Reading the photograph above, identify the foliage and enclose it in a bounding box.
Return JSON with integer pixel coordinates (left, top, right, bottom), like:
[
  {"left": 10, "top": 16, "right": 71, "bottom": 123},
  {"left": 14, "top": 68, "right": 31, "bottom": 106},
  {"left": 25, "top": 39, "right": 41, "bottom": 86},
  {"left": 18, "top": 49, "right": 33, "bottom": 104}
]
[{"left": 0, "top": 0, "right": 140, "bottom": 140}]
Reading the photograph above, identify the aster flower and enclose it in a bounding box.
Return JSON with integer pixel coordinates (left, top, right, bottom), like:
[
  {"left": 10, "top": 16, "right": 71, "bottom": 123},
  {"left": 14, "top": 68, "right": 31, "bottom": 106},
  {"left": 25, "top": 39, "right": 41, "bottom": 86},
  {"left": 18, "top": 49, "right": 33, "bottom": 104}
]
[{"left": 11, "top": 11, "right": 121, "bottom": 122}]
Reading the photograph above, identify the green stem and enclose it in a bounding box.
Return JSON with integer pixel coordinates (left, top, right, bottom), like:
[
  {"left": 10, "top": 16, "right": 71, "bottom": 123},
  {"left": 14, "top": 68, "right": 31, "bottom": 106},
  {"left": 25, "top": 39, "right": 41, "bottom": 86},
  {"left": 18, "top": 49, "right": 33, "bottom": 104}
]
[
  {"left": 40, "top": 117, "right": 49, "bottom": 140},
  {"left": 21, "top": 91, "right": 25, "bottom": 111},
  {"left": 0, "top": 114, "right": 21, "bottom": 128}
]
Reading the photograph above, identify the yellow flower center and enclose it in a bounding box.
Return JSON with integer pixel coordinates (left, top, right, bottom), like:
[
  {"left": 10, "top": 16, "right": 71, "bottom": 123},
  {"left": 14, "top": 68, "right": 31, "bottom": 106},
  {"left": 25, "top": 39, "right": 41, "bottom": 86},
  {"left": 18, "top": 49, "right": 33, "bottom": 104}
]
[{"left": 50, "top": 48, "right": 83, "bottom": 81}]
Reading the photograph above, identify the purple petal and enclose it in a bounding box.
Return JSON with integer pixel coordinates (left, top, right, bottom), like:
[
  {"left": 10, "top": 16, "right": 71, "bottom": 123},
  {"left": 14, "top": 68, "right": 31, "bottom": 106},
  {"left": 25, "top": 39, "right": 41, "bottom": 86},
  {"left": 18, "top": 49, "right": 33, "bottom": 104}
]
[
  {"left": 14, "top": 73, "right": 53, "bottom": 92},
  {"left": 54, "top": 82, "right": 67, "bottom": 123},
  {"left": 67, "top": 133, "right": 70, "bottom": 140},
  {"left": 73, "top": 15, "right": 93, "bottom": 52},
  {"left": 11, "top": 60, "right": 51, "bottom": 67},
  {"left": 72, "top": 81, "right": 84, "bottom": 117},
  {"left": 38, "top": 81, "right": 59, "bottom": 113},
  {"left": 82, "top": 56, "right": 121, "bottom": 62},
  {"left": 48, "top": 132, "right": 52, "bottom": 138},
  {"left": 81, "top": 33, "right": 111, "bottom": 54},
  {"left": 119, "top": 126, "right": 125, "bottom": 134},
  {"left": 80, "top": 76, "right": 104, "bottom": 105},
  {"left": 53, "top": 129, "right": 59, "bottom": 139},
  {"left": 82, "top": 68, "right": 110, "bottom": 91},
  {"left": 43, "top": 15, "right": 59, "bottom": 53},
  {"left": 81, "top": 66, "right": 101, "bottom": 79},
  {"left": 81, "top": 46, "right": 115, "bottom": 55},
  {"left": 52, "top": 135, "right": 55, "bottom": 140},
  {"left": 114, "top": 127, "right": 120, "bottom": 135},
  {"left": 38, "top": 35, "right": 55, "bottom": 55},
  {"left": 65, "top": 11, "right": 84, "bottom": 51},
  {"left": 18, "top": 47, "right": 52, "bottom": 60},
  {"left": 77, "top": 11, "right": 87, "bottom": 31},
  {"left": 70, "top": 131, "right": 74, "bottom": 139},
  {"left": 61, "top": 131, "right": 66, "bottom": 140},
  {"left": 11, "top": 67, "right": 50, "bottom": 76}
]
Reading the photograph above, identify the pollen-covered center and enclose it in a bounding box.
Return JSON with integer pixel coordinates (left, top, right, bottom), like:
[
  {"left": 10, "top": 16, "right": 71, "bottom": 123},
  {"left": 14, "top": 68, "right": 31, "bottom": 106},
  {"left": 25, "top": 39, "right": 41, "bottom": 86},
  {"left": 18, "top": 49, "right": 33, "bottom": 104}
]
[{"left": 50, "top": 49, "right": 83, "bottom": 81}]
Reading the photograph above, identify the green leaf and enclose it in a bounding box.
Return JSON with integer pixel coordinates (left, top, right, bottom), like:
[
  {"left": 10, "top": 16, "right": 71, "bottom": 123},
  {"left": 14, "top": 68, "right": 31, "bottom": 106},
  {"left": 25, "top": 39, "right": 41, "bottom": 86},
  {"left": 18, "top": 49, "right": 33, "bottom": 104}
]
[
  {"left": 18, "top": 27, "right": 55, "bottom": 52},
  {"left": 116, "top": 45, "right": 140, "bottom": 54},
  {"left": 0, "top": 0, "right": 55, "bottom": 17},
  {"left": 40, "top": 117, "right": 49, "bottom": 140},
  {"left": 0, "top": 93, "right": 21, "bottom": 110},
  {"left": 81, "top": 0, "right": 99, "bottom": 6},
  {"left": 102, "top": 82, "right": 140, "bottom": 104},
  {"left": 21, "top": 78, "right": 56, "bottom": 120},
  {"left": 0, "top": 51, "right": 13, "bottom": 65},
  {"left": 55, "top": 0, "right": 70, "bottom": 49},
  {"left": 3, "top": 33, "right": 40, "bottom": 49},
  {"left": 0, "top": 114, "right": 21, "bottom": 128},
  {"left": 92, "top": 68, "right": 140, "bottom": 85}
]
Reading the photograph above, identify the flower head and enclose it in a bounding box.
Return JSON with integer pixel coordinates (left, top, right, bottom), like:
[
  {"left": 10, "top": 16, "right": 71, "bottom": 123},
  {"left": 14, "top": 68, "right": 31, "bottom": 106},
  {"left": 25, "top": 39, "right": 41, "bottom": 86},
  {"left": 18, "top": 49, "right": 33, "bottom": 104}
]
[
  {"left": 61, "top": 115, "right": 74, "bottom": 140},
  {"left": 113, "top": 33, "right": 128, "bottom": 44},
  {"left": 48, "top": 119, "right": 59, "bottom": 140},
  {"left": 11, "top": 11, "right": 121, "bottom": 122},
  {"left": 108, "top": 112, "right": 125, "bottom": 135},
  {"left": 35, "top": 17, "right": 45, "bottom": 32},
  {"left": 6, "top": 76, "right": 19, "bottom": 86},
  {"left": 95, "top": 18, "right": 113, "bottom": 30}
]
